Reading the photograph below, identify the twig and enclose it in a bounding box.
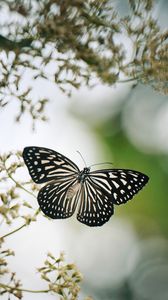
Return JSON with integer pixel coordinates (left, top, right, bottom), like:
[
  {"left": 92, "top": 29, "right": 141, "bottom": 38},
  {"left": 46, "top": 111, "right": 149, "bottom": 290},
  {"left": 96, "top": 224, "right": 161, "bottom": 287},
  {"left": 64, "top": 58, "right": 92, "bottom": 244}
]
[
  {"left": 4, "top": 161, "right": 36, "bottom": 199},
  {"left": 1, "top": 223, "right": 27, "bottom": 240},
  {"left": 0, "top": 283, "right": 49, "bottom": 294},
  {"left": 0, "top": 209, "right": 40, "bottom": 240}
]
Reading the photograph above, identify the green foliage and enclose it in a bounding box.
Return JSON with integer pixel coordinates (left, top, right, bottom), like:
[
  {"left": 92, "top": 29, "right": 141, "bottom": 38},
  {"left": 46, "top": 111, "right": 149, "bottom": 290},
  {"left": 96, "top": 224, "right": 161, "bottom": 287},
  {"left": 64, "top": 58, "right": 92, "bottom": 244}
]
[
  {"left": 0, "top": 151, "right": 92, "bottom": 299},
  {"left": 0, "top": 0, "right": 167, "bottom": 122},
  {"left": 93, "top": 120, "right": 168, "bottom": 236}
]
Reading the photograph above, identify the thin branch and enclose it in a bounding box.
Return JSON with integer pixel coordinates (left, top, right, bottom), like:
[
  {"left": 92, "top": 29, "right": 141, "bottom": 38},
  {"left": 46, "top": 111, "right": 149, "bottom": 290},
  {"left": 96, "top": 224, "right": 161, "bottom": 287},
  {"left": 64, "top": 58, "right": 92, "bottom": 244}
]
[
  {"left": 118, "top": 77, "right": 138, "bottom": 83},
  {"left": 0, "top": 209, "right": 40, "bottom": 240},
  {"left": 0, "top": 282, "right": 72, "bottom": 295},
  {"left": 0, "top": 283, "right": 49, "bottom": 294},
  {"left": 0, "top": 34, "right": 33, "bottom": 51},
  {"left": 1, "top": 223, "right": 26, "bottom": 240},
  {"left": 4, "top": 162, "right": 36, "bottom": 199}
]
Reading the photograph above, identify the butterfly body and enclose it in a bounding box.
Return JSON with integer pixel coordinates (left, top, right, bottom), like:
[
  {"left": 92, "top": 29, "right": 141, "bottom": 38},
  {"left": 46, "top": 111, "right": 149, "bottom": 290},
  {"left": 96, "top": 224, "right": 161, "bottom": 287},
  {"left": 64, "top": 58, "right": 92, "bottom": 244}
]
[{"left": 23, "top": 146, "right": 149, "bottom": 227}]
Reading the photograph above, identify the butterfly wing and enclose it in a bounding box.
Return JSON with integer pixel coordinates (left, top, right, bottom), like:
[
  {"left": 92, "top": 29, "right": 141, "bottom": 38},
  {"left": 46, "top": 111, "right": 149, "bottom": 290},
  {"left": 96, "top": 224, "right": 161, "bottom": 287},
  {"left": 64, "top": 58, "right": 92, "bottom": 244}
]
[
  {"left": 23, "top": 146, "right": 81, "bottom": 219},
  {"left": 23, "top": 146, "right": 80, "bottom": 183},
  {"left": 37, "top": 178, "right": 81, "bottom": 219},
  {"left": 23, "top": 147, "right": 149, "bottom": 226},
  {"left": 89, "top": 169, "right": 149, "bottom": 205},
  {"left": 77, "top": 177, "right": 114, "bottom": 226},
  {"left": 76, "top": 168, "right": 148, "bottom": 226}
]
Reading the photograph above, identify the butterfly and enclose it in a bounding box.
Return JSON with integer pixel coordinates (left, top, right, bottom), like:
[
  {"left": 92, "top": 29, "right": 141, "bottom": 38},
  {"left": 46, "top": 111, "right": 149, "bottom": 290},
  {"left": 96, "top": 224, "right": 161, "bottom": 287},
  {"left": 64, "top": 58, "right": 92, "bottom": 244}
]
[{"left": 22, "top": 146, "right": 149, "bottom": 227}]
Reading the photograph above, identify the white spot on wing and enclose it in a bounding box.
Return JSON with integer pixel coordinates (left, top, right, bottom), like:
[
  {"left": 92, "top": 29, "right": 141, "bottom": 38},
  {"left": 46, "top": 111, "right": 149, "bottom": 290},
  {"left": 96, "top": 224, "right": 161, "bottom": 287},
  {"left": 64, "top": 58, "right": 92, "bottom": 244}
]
[
  {"left": 113, "top": 181, "right": 120, "bottom": 189},
  {"left": 109, "top": 173, "right": 117, "bottom": 179},
  {"left": 113, "top": 193, "right": 117, "bottom": 200},
  {"left": 121, "top": 179, "right": 127, "bottom": 185}
]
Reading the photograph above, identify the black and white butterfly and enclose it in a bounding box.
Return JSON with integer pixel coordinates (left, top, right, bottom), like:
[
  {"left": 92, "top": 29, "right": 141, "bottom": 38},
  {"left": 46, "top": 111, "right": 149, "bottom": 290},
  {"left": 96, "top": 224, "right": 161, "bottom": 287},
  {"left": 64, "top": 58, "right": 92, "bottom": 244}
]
[{"left": 23, "top": 146, "right": 149, "bottom": 227}]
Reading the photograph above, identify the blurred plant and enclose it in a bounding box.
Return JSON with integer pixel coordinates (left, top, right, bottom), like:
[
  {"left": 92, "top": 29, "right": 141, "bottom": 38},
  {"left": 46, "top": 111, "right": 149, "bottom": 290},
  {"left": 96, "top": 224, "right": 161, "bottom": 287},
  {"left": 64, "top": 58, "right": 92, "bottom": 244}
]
[
  {"left": 0, "top": 151, "right": 92, "bottom": 299},
  {"left": 0, "top": 243, "right": 22, "bottom": 299},
  {"left": 0, "top": 150, "right": 39, "bottom": 227},
  {"left": 38, "top": 251, "right": 86, "bottom": 300},
  {"left": 124, "top": 0, "right": 168, "bottom": 95},
  {"left": 0, "top": 0, "right": 167, "bottom": 123}
]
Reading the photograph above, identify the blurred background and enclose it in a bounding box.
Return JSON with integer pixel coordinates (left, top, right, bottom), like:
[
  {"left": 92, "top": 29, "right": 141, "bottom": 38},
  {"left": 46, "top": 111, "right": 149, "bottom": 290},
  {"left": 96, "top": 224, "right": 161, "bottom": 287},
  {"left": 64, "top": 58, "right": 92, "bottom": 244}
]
[{"left": 1, "top": 1, "right": 168, "bottom": 300}]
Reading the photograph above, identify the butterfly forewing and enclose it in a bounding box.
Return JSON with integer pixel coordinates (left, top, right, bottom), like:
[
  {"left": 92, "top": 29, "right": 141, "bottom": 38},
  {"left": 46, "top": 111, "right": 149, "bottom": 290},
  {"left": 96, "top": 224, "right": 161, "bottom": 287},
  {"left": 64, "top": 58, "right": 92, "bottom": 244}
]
[
  {"left": 23, "top": 146, "right": 79, "bottom": 183},
  {"left": 89, "top": 169, "right": 149, "bottom": 205},
  {"left": 77, "top": 178, "right": 114, "bottom": 226}
]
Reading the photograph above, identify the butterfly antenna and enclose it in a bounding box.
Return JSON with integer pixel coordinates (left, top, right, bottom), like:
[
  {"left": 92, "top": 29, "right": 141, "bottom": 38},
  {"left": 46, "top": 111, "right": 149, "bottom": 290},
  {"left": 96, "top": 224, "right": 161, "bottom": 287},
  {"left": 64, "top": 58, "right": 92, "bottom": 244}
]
[
  {"left": 76, "top": 151, "right": 87, "bottom": 167},
  {"left": 89, "top": 162, "right": 113, "bottom": 168}
]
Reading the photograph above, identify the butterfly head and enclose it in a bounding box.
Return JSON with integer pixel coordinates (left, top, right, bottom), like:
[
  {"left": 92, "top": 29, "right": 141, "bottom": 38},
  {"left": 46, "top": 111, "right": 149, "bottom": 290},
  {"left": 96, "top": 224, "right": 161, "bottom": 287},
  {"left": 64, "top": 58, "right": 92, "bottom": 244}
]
[
  {"left": 83, "top": 167, "right": 90, "bottom": 173},
  {"left": 78, "top": 167, "right": 90, "bottom": 183}
]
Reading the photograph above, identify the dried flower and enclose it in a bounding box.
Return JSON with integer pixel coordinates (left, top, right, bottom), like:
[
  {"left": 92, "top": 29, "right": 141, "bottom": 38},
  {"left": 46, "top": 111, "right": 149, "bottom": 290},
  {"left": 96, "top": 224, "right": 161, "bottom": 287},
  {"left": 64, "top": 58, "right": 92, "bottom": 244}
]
[
  {"left": 0, "top": 0, "right": 167, "bottom": 124},
  {"left": 0, "top": 150, "right": 93, "bottom": 299}
]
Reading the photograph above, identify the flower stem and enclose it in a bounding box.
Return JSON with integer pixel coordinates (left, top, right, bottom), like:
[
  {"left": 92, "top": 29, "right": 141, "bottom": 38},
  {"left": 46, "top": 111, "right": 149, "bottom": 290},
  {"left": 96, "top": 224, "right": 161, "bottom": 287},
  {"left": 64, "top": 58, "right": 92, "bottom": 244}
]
[
  {"left": 1, "top": 223, "right": 27, "bottom": 240},
  {"left": 0, "top": 209, "right": 40, "bottom": 240},
  {"left": 0, "top": 283, "right": 50, "bottom": 294},
  {"left": 118, "top": 77, "right": 138, "bottom": 83},
  {"left": 7, "top": 171, "right": 36, "bottom": 199},
  {"left": 3, "top": 161, "right": 36, "bottom": 199}
]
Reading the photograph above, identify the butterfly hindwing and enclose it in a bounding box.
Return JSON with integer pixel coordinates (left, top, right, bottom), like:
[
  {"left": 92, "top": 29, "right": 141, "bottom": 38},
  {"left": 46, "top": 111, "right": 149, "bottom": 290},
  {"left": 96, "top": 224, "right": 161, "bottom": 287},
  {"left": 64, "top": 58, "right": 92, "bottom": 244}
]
[
  {"left": 89, "top": 169, "right": 149, "bottom": 205},
  {"left": 38, "top": 178, "right": 81, "bottom": 219},
  {"left": 77, "top": 178, "right": 114, "bottom": 226},
  {"left": 23, "top": 146, "right": 79, "bottom": 183}
]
